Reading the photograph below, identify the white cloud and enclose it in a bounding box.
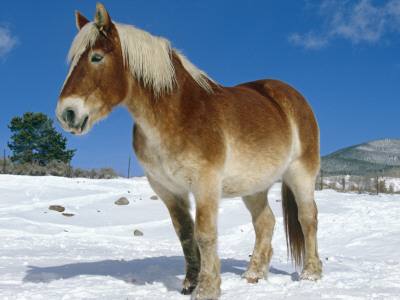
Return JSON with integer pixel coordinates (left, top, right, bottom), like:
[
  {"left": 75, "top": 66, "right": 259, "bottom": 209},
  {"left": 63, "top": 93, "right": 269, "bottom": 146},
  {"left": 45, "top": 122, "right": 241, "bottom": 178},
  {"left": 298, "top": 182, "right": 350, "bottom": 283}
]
[
  {"left": 289, "top": 0, "right": 400, "bottom": 49},
  {"left": 0, "top": 27, "right": 18, "bottom": 58},
  {"left": 288, "top": 32, "right": 329, "bottom": 50}
]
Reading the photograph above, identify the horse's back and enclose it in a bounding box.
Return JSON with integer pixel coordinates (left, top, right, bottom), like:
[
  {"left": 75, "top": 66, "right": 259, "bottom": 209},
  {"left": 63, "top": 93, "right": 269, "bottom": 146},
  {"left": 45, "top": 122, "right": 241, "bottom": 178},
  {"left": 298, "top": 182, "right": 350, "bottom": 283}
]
[{"left": 234, "top": 79, "right": 316, "bottom": 124}]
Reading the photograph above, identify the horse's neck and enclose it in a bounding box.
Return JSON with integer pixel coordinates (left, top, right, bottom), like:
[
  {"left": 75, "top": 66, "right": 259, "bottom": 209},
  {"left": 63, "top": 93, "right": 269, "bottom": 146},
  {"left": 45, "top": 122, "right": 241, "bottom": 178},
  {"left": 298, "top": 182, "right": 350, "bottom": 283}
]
[
  {"left": 123, "top": 52, "right": 214, "bottom": 142},
  {"left": 123, "top": 61, "right": 184, "bottom": 141}
]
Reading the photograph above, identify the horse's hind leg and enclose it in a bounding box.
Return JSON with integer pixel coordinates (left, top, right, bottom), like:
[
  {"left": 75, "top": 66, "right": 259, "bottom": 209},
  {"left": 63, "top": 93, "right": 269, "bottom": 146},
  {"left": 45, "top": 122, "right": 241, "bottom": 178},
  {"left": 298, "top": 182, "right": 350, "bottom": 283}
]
[
  {"left": 147, "top": 176, "right": 200, "bottom": 294},
  {"left": 283, "top": 161, "right": 322, "bottom": 280},
  {"left": 242, "top": 189, "right": 275, "bottom": 282}
]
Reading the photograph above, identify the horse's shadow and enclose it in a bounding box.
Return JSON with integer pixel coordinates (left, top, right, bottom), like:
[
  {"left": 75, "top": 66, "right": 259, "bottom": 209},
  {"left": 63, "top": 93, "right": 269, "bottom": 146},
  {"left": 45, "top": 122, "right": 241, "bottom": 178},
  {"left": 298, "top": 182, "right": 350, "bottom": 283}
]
[{"left": 23, "top": 256, "right": 298, "bottom": 291}]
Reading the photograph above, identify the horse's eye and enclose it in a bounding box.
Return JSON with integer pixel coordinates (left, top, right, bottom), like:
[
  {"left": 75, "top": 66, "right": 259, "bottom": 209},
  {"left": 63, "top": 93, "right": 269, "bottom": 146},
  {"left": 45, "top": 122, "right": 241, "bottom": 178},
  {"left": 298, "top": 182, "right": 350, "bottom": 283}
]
[{"left": 91, "top": 53, "right": 104, "bottom": 63}]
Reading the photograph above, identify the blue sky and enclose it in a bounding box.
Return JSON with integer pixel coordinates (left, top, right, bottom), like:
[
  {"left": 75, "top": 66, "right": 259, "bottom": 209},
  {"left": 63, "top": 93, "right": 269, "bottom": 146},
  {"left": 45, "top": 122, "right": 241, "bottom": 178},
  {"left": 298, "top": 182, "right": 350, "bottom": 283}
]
[{"left": 1, "top": 0, "right": 399, "bottom": 176}]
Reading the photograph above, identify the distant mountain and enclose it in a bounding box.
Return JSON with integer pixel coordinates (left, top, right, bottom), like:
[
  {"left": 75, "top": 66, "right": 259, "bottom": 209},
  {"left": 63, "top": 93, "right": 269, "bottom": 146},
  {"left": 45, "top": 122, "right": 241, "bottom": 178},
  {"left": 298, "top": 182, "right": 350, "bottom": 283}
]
[{"left": 321, "top": 139, "right": 400, "bottom": 175}]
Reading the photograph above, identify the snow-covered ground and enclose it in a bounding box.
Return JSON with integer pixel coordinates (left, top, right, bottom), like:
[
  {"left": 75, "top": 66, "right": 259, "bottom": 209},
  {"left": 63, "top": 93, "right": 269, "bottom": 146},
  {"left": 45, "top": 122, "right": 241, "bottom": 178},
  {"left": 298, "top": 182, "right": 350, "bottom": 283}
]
[{"left": 0, "top": 175, "right": 399, "bottom": 299}]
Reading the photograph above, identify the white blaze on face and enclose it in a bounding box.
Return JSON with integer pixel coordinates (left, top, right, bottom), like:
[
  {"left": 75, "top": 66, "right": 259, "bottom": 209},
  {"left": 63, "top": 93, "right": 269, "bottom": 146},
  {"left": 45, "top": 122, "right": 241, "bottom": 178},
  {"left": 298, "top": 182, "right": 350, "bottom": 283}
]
[{"left": 56, "top": 97, "right": 90, "bottom": 135}]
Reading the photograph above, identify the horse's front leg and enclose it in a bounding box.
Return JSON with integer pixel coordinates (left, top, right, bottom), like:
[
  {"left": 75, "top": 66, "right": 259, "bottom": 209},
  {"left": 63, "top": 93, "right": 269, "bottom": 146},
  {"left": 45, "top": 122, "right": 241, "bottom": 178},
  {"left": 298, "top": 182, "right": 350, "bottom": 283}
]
[
  {"left": 146, "top": 176, "right": 200, "bottom": 294},
  {"left": 192, "top": 175, "right": 221, "bottom": 300}
]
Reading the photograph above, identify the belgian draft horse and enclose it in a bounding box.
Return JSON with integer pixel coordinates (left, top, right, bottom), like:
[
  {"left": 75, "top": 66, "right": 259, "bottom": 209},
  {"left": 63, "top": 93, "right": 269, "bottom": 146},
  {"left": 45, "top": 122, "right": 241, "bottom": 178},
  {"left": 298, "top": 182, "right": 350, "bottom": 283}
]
[{"left": 56, "top": 3, "right": 322, "bottom": 299}]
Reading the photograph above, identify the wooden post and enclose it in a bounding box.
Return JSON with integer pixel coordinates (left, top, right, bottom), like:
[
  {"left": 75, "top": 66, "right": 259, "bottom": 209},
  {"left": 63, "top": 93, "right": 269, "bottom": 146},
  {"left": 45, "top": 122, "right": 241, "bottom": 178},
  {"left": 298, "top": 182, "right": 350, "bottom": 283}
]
[
  {"left": 320, "top": 169, "right": 323, "bottom": 190},
  {"left": 3, "top": 148, "right": 5, "bottom": 174},
  {"left": 128, "top": 155, "right": 131, "bottom": 179}
]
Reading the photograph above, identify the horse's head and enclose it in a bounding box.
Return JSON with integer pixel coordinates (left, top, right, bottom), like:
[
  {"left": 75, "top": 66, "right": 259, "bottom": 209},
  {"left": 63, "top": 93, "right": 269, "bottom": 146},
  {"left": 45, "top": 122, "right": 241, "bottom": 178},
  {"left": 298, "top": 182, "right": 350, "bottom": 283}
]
[{"left": 56, "top": 3, "right": 129, "bottom": 135}]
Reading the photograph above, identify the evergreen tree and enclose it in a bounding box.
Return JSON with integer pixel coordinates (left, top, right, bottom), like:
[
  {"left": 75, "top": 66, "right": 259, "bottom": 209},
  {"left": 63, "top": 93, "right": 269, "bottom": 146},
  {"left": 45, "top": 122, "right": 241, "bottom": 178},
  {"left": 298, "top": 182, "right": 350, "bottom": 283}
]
[{"left": 7, "top": 112, "right": 76, "bottom": 166}]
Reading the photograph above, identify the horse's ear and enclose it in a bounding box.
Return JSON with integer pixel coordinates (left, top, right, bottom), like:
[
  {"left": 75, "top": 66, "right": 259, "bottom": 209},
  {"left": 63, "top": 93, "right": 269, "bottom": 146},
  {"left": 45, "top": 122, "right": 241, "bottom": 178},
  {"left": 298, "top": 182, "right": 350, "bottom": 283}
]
[
  {"left": 76, "top": 11, "right": 90, "bottom": 30},
  {"left": 94, "top": 2, "right": 112, "bottom": 35}
]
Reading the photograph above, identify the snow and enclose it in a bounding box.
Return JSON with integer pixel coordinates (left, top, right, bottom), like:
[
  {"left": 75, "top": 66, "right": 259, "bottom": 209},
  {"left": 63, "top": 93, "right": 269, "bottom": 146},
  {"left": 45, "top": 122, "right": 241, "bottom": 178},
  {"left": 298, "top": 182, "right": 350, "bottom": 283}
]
[
  {"left": 385, "top": 177, "right": 400, "bottom": 192},
  {"left": 1, "top": 174, "right": 400, "bottom": 299}
]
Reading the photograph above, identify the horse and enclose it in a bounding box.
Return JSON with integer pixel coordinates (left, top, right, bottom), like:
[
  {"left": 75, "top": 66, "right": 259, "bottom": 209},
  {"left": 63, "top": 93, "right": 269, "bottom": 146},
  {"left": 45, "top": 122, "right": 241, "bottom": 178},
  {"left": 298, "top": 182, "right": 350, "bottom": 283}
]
[{"left": 56, "top": 3, "right": 322, "bottom": 299}]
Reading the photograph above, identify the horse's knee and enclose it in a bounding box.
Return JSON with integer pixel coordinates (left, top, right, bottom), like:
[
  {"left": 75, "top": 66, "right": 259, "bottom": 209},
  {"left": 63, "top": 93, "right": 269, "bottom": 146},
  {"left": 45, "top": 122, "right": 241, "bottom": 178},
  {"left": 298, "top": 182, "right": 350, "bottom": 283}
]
[
  {"left": 194, "top": 202, "right": 218, "bottom": 243},
  {"left": 297, "top": 201, "right": 318, "bottom": 229},
  {"left": 254, "top": 209, "right": 275, "bottom": 233}
]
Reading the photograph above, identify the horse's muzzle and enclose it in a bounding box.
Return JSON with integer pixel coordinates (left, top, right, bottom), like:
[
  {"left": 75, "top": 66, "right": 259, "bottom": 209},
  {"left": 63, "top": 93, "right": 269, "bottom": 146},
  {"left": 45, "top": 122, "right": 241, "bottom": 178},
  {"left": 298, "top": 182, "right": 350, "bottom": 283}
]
[{"left": 56, "top": 97, "right": 90, "bottom": 135}]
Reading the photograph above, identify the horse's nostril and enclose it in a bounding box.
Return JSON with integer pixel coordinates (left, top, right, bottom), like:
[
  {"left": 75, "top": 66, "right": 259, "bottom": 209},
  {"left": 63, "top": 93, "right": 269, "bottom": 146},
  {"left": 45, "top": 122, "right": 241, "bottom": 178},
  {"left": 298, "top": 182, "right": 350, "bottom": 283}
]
[
  {"left": 65, "top": 110, "right": 75, "bottom": 124},
  {"left": 80, "top": 116, "right": 89, "bottom": 132}
]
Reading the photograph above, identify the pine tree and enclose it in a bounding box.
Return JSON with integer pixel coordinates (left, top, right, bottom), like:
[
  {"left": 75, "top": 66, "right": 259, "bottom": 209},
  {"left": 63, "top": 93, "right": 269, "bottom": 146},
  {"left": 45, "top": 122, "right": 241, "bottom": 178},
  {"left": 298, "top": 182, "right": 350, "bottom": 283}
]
[{"left": 7, "top": 112, "right": 76, "bottom": 166}]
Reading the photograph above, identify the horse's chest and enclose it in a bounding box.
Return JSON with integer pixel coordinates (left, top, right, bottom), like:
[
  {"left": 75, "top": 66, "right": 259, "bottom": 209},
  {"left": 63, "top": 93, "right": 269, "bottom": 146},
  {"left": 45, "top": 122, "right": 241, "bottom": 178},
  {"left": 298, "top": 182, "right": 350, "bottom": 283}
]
[{"left": 133, "top": 126, "right": 191, "bottom": 193}]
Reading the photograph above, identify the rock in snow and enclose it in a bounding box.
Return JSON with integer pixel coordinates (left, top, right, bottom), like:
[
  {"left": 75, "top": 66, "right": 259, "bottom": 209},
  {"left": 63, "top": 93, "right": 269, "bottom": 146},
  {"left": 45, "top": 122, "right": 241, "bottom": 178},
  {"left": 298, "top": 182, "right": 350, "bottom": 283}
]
[
  {"left": 0, "top": 175, "right": 399, "bottom": 299},
  {"left": 115, "top": 197, "right": 130, "bottom": 205},
  {"left": 48, "top": 205, "right": 65, "bottom": 212},
  {"left": 62, "top": 213, "right": 75, "bottom": 217},
  {"left": 134, "top": 229, "right": 144, "bottom": 236}
]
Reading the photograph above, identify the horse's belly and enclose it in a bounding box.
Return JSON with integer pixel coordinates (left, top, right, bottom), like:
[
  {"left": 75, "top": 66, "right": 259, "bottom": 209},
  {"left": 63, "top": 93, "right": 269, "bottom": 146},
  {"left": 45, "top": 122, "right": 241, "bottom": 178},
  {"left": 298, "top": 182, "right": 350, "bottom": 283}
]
[
  {"left": 221, "top": 148, "right": 291, "bottom": 198},
  {"left": 221, "top": 171, "right": 280, "bottom": 198}
]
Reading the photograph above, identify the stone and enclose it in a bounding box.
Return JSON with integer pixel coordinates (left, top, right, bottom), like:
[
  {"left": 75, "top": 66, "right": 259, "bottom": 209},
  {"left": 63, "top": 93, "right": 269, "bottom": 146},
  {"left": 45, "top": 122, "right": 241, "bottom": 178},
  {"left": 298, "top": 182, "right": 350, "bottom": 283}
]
[
  {"left": 134, "top": 230, "right": 143, "bottom": 236},
  {"left": 49, "top": 205, "right": 65, "bottom": 212},
  {"left": 150, "top": 195, "right": 158, "bottom": 200},
  {"left": 115, "top": 197, "right": 129, "bottom": 205},
  {"left": 62, "top": 213, "right": 74, "bottom": 217}
]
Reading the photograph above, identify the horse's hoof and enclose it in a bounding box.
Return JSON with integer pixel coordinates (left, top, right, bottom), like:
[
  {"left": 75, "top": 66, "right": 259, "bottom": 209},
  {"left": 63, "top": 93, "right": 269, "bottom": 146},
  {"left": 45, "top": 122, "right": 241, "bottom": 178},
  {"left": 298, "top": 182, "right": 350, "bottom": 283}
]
[
  {"left": 192, "top": 282, "right": 221, "bottom": 300},
  {"left": 182, "top": 276, "right": 198, "bottom": 295},
  {"left": 300, "top": 269, "right": 322, "bottom": 281},
  {"left": 242, "top": 268, "right": 268, "bottom": 283},
  {"left": 181, "top": 285, "right": 195, "bottom": 295},
  {"left": 246, "top": 277, "right": 259, "bottom": 283},
  {"left": 301, "top": 259, "right": 322, "bottom": 281}
]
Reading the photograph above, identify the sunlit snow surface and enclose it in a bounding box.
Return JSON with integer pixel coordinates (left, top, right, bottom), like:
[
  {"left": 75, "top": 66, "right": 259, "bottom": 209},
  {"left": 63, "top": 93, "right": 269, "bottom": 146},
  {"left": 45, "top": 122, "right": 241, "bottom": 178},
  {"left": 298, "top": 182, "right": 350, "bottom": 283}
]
[{"left": 0, "top": 175, "right": 399, "bottom": 299}]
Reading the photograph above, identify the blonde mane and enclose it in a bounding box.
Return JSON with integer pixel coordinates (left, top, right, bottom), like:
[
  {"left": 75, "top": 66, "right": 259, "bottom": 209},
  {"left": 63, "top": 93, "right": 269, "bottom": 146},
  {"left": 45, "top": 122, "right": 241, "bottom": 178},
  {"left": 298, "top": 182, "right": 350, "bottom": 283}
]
[
  {"left": 66, "top": 23, "right": 99, "bottom": 85},
  {"left": 66, "top": 22, "right": 215, "bottom": 95}
]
